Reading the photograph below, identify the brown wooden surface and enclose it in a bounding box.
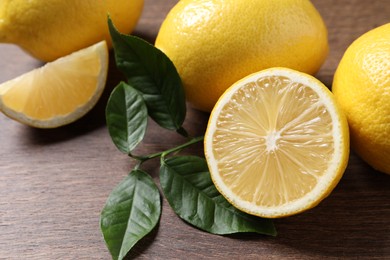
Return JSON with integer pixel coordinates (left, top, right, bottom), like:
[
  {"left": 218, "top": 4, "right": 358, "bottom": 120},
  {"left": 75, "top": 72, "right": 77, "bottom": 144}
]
[{"left": 0, "top": 0, "right": 389, "bottom": 259}]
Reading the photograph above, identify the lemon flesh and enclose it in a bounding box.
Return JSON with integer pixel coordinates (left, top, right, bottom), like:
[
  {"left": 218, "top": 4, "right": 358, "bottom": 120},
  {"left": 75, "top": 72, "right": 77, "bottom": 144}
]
[
  {"left": 0, "top": 41, "right": 108, "bottom": 128},
  {"left": 205, "top": 68, "right": 349, "bottom": 218}
]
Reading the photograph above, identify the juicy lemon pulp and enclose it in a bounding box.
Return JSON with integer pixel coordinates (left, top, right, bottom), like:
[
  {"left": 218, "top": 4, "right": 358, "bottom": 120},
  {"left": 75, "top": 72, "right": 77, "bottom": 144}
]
[
  {"left": 0, "top": 41, "right": 108, "bottom": 128},
  {"left": 213, "top": 76, "right": 334, "bottom": 206},
  {"left": 205, "top": 68, "right": 349, "bottom": 218}
]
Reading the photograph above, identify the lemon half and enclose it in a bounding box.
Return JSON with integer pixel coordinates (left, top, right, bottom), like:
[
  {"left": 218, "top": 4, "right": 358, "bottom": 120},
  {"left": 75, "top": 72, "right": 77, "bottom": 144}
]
[{"left": 204, "top": 68, "right": 349, "bottom": 218}]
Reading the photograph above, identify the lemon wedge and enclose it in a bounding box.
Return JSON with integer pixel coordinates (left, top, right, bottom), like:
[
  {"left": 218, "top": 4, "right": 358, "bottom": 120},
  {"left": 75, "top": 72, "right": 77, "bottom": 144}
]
[
  {"left": 0, "top": 41, "right": 108, "bottom": 128},
  {"left": 204, "top": 68, "right": 349, "bottom": 218}
]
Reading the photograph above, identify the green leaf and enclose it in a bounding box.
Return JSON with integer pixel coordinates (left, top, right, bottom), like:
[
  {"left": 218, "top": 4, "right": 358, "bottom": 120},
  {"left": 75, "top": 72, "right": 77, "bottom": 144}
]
[
  {"left": 100, "top": 170, "right": 161, "bottom": 260},
  {"left": 160, "top": 156, "right": 277, "bottom": 236},
  {"left": 106, "top": 82, "right": 148, "bottom": 154},
  {"left": 108, "top": 17, "right": 186, "bottom": 131}
]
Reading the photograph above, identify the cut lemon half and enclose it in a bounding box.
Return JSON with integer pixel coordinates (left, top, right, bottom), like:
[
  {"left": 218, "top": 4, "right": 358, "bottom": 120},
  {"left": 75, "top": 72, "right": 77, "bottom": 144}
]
[
  {"left": 0, "top": 41, "right": 108, "bottom": 128},
  {"left": 204, "top": 68, "right": 349, "bottom": 218}
]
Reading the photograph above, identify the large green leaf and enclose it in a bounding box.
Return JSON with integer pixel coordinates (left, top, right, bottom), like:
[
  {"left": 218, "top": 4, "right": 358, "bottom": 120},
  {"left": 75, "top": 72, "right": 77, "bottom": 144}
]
[
  {"left": 108, "top": 17, "right": 186, "bottom": 131},
  {"left": 100, "top": 170, "right": 161, "bottom": 260},
  {"left": 160, "top": 156, "right": 276, "bottom": 236},
  {"left": 106, "top": 82, "right": 148, "bottom": 154}
]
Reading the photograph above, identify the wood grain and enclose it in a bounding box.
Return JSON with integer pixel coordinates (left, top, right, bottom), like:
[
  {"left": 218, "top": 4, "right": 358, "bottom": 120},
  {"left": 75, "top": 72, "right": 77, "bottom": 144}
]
[{"left": 0, "top": 0, "right": 389, "bottom": 259}]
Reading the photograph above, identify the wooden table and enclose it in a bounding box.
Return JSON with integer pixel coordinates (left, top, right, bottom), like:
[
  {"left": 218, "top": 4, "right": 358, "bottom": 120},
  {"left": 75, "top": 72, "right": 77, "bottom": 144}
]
[{"left": 0, "top": 0, "right": 389, "bottom": 259}]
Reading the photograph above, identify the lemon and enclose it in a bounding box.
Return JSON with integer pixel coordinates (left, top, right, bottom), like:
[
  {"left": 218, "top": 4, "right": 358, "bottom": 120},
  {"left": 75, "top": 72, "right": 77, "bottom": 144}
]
[
  {"left": 0, "top": 41, "right": 108, "bottom": 128},
  {"left": 155, "top": 0, "right": 329, "bottom": 112},
  {"left": 204, "top": 68, "right": 349, "bottom": 218},
  {"left": 0, "top": 0, "right": 144, "bottom": 61},
  {"left": 332, "top": 23, "right": 390, "bottom": 175}
]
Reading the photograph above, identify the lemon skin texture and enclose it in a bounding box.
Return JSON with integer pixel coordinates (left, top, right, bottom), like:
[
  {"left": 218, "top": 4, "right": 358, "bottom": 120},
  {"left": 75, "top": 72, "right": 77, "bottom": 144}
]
[
  {"left": 0, "top": 0, "right": 144, "bottom": 61},
  {"left": 155, "top": 0, "right": 329, "bottom": 112},
  {"left": 332, "top": 23, "right": 390, "bottom": 175}
]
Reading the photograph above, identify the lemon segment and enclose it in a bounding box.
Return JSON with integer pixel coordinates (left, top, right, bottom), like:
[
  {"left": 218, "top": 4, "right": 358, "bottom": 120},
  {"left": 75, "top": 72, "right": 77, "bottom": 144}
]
[
  {"left": 205, "top": 68, "right": 349, "bottom": 218},
  {"left": 0, "top": 41, "right": 108, "bottom": 128}
]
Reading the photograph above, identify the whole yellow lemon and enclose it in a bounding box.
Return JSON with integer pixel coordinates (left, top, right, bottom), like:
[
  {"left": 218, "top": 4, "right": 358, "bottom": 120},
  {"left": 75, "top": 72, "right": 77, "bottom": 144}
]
[
  {"left": 0, "top": 0, "right": 144, "bottom": 61},
  {"left": 155, "top": 0, "right": 329, "bottom": 112},
  {"left": 332, "top": 23, "right": 390, "bottom": 175}
]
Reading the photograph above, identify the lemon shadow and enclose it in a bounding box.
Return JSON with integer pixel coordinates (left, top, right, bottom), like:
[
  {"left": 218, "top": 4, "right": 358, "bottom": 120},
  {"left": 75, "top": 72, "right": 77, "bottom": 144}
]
[{"left": 270, "top": 157, "right": 390, "bottom": 258}]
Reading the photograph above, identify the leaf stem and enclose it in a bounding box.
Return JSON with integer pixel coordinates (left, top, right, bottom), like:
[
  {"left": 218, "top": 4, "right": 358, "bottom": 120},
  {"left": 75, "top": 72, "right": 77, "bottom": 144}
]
[
  {"left": 161, "top": 135, "right": 204, "bottom": 159},
  {"left": 130, "top": 135, "right": 204, "bottom": 165}
]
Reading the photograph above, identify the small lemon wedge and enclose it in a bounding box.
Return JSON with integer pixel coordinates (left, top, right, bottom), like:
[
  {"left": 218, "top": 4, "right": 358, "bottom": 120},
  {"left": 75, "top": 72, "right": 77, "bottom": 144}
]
[
  {"left": 205, "top": 68, "right": 349, "bottom": 218},
  {"left": 0, "top": 41, "right": 108, "bottom": 128}
]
